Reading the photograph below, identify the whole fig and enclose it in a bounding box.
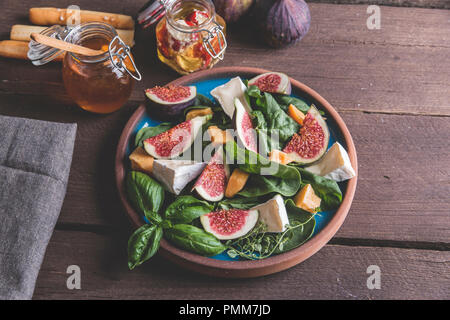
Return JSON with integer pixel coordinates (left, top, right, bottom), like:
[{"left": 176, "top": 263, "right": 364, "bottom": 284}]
[
  {"left": 254, "top": 0, "right": 311, "bottom": 48},
  {"left": 213, "top": 0, "right": 254, "bottom": 23}
]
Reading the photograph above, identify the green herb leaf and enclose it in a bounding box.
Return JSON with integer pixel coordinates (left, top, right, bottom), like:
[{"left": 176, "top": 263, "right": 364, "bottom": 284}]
[
  {"left": 164, "top": 195, "right": 214, "bottom": 224},
  {"left": 274, "top": 199, "right": 316, "bottom": 253},
  {"left": 296, "top": 168, "right": 343, "bottom": 210},
  {"left": 274, "top": 95, "right": 310, "bottom": 113},
  {"left": 135, "top": 123, "right": 173, "bottom": 148},
  {"left": 164, "top": 224, "right": 226, "bottom": 256},
  {"left": 224, "top": 141, "right": 301, "bottom": 197},
  {"left": 217, "top": 197, "right": 261, "bottom": 210},
  {"left": 126, "top": 171, "right": 165, "bottom": 224},
  {"left": 127, "top": 224, "right": 163, "bottom": 270}
]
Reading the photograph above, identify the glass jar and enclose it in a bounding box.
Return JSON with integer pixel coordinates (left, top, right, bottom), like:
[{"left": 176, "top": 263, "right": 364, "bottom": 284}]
[
  {"left": 138, "top": 0, "right": 226, "bottom": 74},
  {"left": 28, "top": 22, "right": 141, "bottom": 114}
]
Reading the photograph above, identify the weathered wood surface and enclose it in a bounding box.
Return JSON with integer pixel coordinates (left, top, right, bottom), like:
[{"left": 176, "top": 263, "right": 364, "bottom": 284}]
[
  {"left": 33, "top": 230, "right": 450, "bottom": 299},
  {"left": 1, "top": 3, "right": 449, "bottom": 115},
  {"left": 0, "top": 0, "right": 448, "bottom": 299}
]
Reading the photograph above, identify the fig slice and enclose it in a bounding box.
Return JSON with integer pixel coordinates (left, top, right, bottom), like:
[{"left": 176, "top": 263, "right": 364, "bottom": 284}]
[
  {"left": 200, "top": 208, "right": 259, "bottom": 240},
  {"left": 248, "top": 72, "right": 292, "bottom": 95},
  {"left": 234, "top": 98, "right": 258, "bottom": 153},
  {"left": 145, "top": 85, "right": 196, "bottom": 117},
  {"left": 193, "top": 147, "right": 230, "bottom": 202},
  {"left": 143, "top": 115, "right": 209, "bottom": 159},
  {"left": 282, "top": 105, "right": 329, "bottom": 164}
]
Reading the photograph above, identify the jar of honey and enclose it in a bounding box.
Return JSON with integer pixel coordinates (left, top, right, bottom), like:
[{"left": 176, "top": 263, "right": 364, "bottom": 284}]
[
  {"left": 28, "top": 22, "right": 141, "bottom": 114},
  {"left": 138, "top": 0, "right": 226, "bottom": 74}
]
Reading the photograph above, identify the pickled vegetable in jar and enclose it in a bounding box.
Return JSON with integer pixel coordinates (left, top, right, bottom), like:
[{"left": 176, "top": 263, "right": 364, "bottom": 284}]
[
  {"left": 28, "top": 22, "right": 141, "bottom": 114},
  {"left": 138, "top": 0, "right": 227, "bottom": 74}
]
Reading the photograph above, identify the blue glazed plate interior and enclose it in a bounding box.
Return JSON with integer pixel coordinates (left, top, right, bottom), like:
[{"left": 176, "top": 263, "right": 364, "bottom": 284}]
[{"left": 126, "top": 77, "right": 349, "bottom": 261}]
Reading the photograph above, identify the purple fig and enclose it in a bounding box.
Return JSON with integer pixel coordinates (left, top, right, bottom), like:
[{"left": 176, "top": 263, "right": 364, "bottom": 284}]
[
  {"left": 213, "top": 0, "right": 254, "bottom": 23},
  {"left": 253, "top": 0, "right": 311, "bottom": 48}
]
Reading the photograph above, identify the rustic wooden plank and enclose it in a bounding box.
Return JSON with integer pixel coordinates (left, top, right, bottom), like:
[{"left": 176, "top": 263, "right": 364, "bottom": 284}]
[
  {"left": 1, "top": 3, "right": 449, "bottom": 115},
  {"left": 0, "top": 95, "right": 448, "bottom": 243},
  {"left": 336, "top": 111, "right": 450, "bottom": 242},
  {"left": 309, "top": 0, "right": 450, "bottom": 10},
  {"left": 33, "top": 230, "right": 450, "bottom": 299}
]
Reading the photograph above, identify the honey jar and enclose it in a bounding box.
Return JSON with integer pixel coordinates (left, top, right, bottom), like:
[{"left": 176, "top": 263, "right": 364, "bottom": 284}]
[
  {"left": 138, "top": 0, "right": 227, "bottom": 74},
  {"left": 28, "top": 22, "right": 141, "bottom": 114}
]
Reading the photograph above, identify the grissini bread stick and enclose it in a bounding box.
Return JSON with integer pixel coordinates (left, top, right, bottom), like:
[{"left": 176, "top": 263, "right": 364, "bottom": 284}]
[
  {"left": 0, "top": 40, "right": 64, "bottom": 61},
  {"left": 29, "top": 7, "right": 135, "bottom": 30},
  {"left": 10, "top": 24, "right": 135, "bottom": 47}
]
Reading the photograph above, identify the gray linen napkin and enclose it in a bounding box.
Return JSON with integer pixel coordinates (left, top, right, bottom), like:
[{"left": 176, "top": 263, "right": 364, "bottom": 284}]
[{"left": 0, "top": 115, "right": 77, "bottom": 299}]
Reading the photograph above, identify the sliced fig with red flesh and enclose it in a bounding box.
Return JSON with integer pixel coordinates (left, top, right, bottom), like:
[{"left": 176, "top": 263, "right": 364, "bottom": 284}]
[
  {"left": 200, "top": 208, "right": 259, "bottom": 240},
  {"left": 193, "top": 147, "right": 230, "bottom": 202},
  {"left": 282, "top": 105, "right": 329, "bottom": 164},
  {"left": 145, "top": 85, "right": 196, "bottom": 117},
  {"left": 248, "top": 72, "right": 291, "bottom": 95},
  {"left": 234, "top": 98, "right": 258, "bottom": 153},
  {"left": 143, "top": 115, "right": 208, "bottom": 159}
]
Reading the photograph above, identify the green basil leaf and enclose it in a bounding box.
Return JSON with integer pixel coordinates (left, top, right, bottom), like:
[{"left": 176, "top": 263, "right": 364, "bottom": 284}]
[
  {"left": 164, "top": 195, "right": 214, "bottom": 224},
  {"left": 126, "top": 171, "right": 165, "bottom": 224},
  {"left": 127, "top": 224, "right": 163, "bottom": 270},
  {"left": 164, "top": 224, "right": 226, "bottom": 256},
  {"left": 296, "top": 168, "right": 343, "bottom": 210},
  {"left": 135, "top": 123, "right": 173, "bottom": 148}
]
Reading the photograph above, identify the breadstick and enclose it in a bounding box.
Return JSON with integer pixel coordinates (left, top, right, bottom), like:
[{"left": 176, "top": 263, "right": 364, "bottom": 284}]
[
  {"left": 0, "top": 40, "right": 64, "bottom": 61},
  {"left": 29, "top": 7, "right": 135, "bottom": 30},
  {"left": 10, "top": 24, "right": 135, "bottom": 47}
]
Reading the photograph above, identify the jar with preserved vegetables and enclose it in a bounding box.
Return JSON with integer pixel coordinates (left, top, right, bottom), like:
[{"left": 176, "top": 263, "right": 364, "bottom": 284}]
[{"left": 138, "top": 0, "right": 227, "bottom": 74}]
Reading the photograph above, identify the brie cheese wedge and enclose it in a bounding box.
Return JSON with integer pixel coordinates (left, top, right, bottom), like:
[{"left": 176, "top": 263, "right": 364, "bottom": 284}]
[
  {"left": 305, "top": 142, "right": 356, "bottom": 182},
  {"left": 152, "top": 160, "right": 206, "bottom": 195},
  {"left": 252, "top": 194, "right": 289, "bottom": 233},
  {"left": 210, "top": 76, "right": 251, "bottom": 119}
]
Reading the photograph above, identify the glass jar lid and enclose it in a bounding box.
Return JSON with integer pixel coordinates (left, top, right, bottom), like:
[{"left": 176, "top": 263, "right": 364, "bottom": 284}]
[{"left": 27, "top": 22, "right": 142, "bottom": 81}]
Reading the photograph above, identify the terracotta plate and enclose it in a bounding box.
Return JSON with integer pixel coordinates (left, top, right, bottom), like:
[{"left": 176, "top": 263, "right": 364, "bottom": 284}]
[{"left": 115, "top": 67, "right": 358, "bottom": 278}]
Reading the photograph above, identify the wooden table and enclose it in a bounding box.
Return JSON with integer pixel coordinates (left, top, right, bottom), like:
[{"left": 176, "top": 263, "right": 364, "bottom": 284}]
[{"left": 1, "top": 0, "right": 449, "bottom": 299}]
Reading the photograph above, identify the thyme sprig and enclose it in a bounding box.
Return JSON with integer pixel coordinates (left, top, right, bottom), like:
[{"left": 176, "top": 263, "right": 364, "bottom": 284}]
[{"left": 225, "top": 214, "right": 316, "bottom": 260}]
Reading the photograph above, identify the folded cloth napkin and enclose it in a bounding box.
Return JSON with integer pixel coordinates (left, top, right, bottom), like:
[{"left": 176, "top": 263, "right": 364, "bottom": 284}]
[{"left": 0, "top": 115, "right": 77, "bottom": 300}]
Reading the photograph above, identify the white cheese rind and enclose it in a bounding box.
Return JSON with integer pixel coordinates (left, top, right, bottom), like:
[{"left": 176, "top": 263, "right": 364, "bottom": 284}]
[
  {"left": 252, "top": 194, "right": 289, "bottom": 233},
  {"left": 152, "top": 160, "right": 206, "bottom": 194},
  {"left": 210, "top": 77, "right": 251, "bottom": 119},
  {"left": 305, "top": 142, "right": 356, "bottom": 182}
]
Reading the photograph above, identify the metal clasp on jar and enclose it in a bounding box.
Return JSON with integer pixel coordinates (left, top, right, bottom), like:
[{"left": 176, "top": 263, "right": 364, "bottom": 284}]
[
  {"left": 200, "top": 21, "right": 226, "bottom": 60},
  {"left": 108, "top": 36, "right": 142, "bottom": 81}
]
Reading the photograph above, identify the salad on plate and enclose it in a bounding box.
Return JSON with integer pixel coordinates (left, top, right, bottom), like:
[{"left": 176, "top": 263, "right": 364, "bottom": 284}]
[{"left": 125, "top": 72, "right": 356, "bottom": 270}]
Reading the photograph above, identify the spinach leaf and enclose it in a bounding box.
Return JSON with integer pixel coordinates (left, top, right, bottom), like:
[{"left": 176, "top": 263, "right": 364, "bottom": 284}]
[
  {"left": 296, "top": 168, "right": 343, "bottom": 210},
  {"left": 246, "top": 87, "right": 299, "bottom": 150},
  {"left": 135, "top": 123, "right": 173, "bottom": 148},
  {"left": 273, "top": 199, "right": 316, "bottom": 253},
  {"left": 126, "top": 171, "right": 165, "bottom": 224},
  {"left": 127, "top": 224, "right": 163, "bottom": 270},
  {"left": 165, "top": 224, "right": 226, "bottom": 256},
  {"left": 239, "top": 174, "right": 300, "bottom": 198},
  {"left": 194, "top": 94, "right": 216, "bottom": 108},
  {"left": 164, "top": 195, "right": 214, "bottom": 224},
  {"left": 258, "top": 93, "right": 300, "bottom": 147},
  {"left": 224, "top": 141, "right": 301, "bottom": 197},
  {"left": 217, "top": 197, "right": 261, "bottom": 210},
  {"left": 274, "top": 95, "right": 310, "bottom": 113}
]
